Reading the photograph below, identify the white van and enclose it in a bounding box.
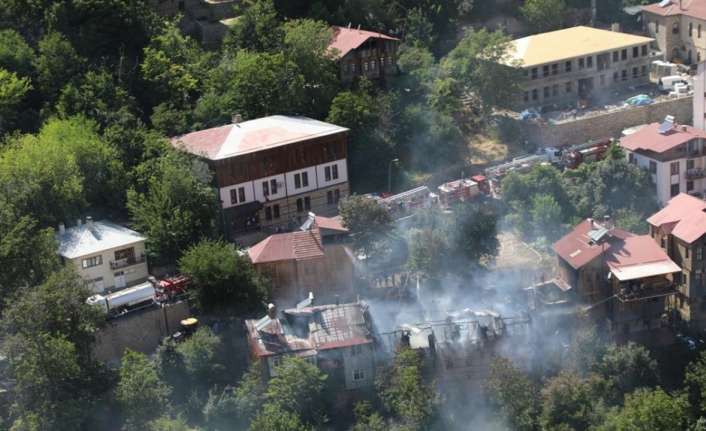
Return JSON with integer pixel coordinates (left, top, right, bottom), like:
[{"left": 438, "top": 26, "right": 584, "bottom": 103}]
[{"left": 658, "top": 75, "right": 688, "bottom": 92}]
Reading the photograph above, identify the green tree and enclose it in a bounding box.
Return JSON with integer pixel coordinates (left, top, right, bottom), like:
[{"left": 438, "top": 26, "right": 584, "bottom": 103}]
[
  {"left": 593, "top": 342, "right": 659, "bottom": 405},
  {"left": 178, "top": 240, "right": 268, "bottom": 312},
  {"left": 0, "top": 68, "right": 31, "bottom": 133},
  {"left": 116, "top": 350, "right": 171, "bottom": 429},
  {"left": 175, "top": 326, "right": 224, "bottom": 387},
  {"left": 127, "top": 150, "right": 218, "bottom": 265},
  {"left": 248, "top": 403, "right": 313, "bottom": 431},
  {"left": 0, "top": 29, "right": 34, "bottom": 76},
  {"left": 33, "top": 31, "right": 84, "bottom": 102},
  {"left": 450, "top": 203, "right": 499, "bottom": 266},
  {"left": 352, "top": 401, "right": 387, "bottom": 431},
  {"left": 685, "top": 351, "right": 706, "bottom": 415},
  {"left": 530, "top": 194, "right": 564, "bottom": 242},
  {"left": 203, "top": 363, "right": 266, "bottom": 429},
  {"left": 379, "top": 347, "right": 435, "bottom": 430},
  {"left": 541, "top": 372, "right": 600, "bottom": 431},
  {"left": 224, "top": 0, "right": 283, "bottom": 53},
  {"left": 598, "top": 388, "right": 689, "bottom": 431},
  {"left": 147, "top": 416, "right": 194, "bottom": 431},
  {"left": 485, "top": 357, "right": 540, "bottom": 431},
  {"left": 264, "top": 356, "right": 327, "bottom": 423},
  {"left": 338, "top": 195, "right": 392, "bottom": 258},
  {"left": 520, "top": 0, "right": 567, "bottom": 33},
  {"left": 407, "top": 228, "right": 447, "bottom": 280}
]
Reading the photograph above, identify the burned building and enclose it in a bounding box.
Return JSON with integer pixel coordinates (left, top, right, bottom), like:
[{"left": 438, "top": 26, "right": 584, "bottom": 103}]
[{"left": 245, "top": 298, "right": 376, "bottom": 391}]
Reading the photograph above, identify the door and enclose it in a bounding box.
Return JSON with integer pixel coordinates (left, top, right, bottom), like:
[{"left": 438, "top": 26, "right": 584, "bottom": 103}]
[{"left": 115, "top": 271, "right": 126, "bottom": 289}]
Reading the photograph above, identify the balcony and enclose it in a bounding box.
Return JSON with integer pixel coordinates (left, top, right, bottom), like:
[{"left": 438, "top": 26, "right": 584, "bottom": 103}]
[
  {"left": 110, "top": 254, "right": 146, "bottom": 270},
  {"left": 616, "top": 281, "right": 676, "bottom": 303},
  {"left": 686, "top": 168, "right": 706, "bottom": 180}
]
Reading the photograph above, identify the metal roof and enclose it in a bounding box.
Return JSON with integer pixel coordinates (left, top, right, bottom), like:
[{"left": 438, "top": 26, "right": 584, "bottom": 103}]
[{"left": 56, "top": 220, "right": 146, "bottom": 259}]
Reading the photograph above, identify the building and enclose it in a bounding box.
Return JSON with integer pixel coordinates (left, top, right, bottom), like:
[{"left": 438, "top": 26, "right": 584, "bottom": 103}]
[
  {"left": 171, "top": 116, "right": 350, "bottom": 243},
  {"left": 150, "top": 0, "right": 238, "bottom": 47},
  {"left": 245, "top": 300, "right": 376, "bottom": 391},
  {"left": 247, "top": 215, "right": 353, "bottom": 304},
  {"left": 648, "top": 193, "right": 706, "bottom": 329},
  {"left": 551, "top": 218, "right": 681, "bottom": 338},
  {"left": 642, "top": 0, "right": 706, "bottom": 64},
  {"left": 506, "top": 26, "right": 654, "bottom": 108},
  {"left": 56, "top": 217, "right": 149, "bottom": 293},
  {"left": 328, "top": 25, "right": 400, "bottom": 83},
  {"left": 695, "top": 61, "right": 706, "bottom": 130},
  {"left": 620, "top": 116, "right": 706, "bottom": 205}
]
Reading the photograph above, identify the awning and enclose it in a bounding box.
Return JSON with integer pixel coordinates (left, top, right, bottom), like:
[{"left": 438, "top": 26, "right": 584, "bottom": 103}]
[{"left": 608, "top": 260, "right": 681, "bottom": 281}]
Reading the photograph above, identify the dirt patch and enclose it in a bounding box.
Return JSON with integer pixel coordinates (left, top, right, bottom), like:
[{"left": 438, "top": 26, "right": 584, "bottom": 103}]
[
  {"left": 493, "top": 231, "right": 549, "bottom": 271},
  {"left": 467, "top": 133, "right": 527, "bottom": 166}
]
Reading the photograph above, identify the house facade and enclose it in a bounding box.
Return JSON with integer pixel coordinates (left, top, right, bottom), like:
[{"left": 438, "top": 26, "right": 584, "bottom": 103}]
[
  {"left": 172, "top": 116, "right": 350, "bottom": 243},
  {"left": 247, "top": 215, "right": 354, "bottom": 304},
  {"left": 506, "top": 26, "right": 653, "bottom": 108},
  {"left": 56, "top": 218, "right": 149, "bottom": 293},
  {"left": 245, "top": 301, "right": 376, "bottom": 391},
  {"left": 328, "top": 26, "right": 400, "bottom": 83},
  {"left": 648, "top": 193, "right": 706, "bottom": 329},
  {"left": 621, "top": 118, "right": 706, "bottom": 205},
  {"left": 642, "top": 0, "right": 706, "bottom": 64}
]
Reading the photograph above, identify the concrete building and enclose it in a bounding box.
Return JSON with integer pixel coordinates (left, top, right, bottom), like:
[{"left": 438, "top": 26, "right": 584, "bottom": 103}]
[
  {"left": 247, "top": 215, "right": 354, "bottom": 304},
  {"left": 171, "top": 116, "right": 350, "bottom": 243},
  {"left": 621, "top": 117, "right": 706, "bottom": 204},
  {"left": 695, "top": 61, "right": 706, "bottom": 130},
  {"left": 245, "top": 300, "right": 376, "bottom": 391},
  {"left": 648, "top": 193, "right": 706, "bottom": 330},
  {"left": 507, "top": 26, "right": 654, "bottom": 108},
  {"left": 642, "top": 0, "right": 706, "bottom": 64},
  {"left": 328, "top": 26, "right": 400, "bottom": 84},
  {"left": 56, "top": 218, "right": 149, "bottom": 293}
]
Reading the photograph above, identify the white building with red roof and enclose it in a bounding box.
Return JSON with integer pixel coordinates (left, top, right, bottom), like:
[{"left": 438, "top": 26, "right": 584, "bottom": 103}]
[
  {"left": 620, "top": 116, "right": 706, "bottom": 204},
  {"left": 327, "top": 25, "right": 400, "bottom": 83},
  {"left": 171, "top": 115, "right": 349, "bottom": 243},
  {"left": 648, "top": 192, "right": 706, "bottom": 328},
  {"left": 642, "top": 0, "right": 706, "bottom": 63}
]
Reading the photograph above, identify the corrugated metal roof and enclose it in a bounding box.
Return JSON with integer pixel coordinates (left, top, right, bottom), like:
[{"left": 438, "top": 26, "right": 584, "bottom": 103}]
[
  {"left": 56, "top": 220, "right": 146, "bottom": 259},
  {"left": 328, "top": 26, "right": 399, "bottom": 59}
]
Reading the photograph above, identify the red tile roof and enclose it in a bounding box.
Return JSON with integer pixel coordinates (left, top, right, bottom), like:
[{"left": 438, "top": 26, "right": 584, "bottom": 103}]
[
  {"left": 648, "top": 193, "right": 706, "bottom": 243},
  {"left": 314, "top": 215, "right": 348, "bottom": 233},
  {"left": 643, "top": 0, "right": 706, "bottom": 21},
  {"left": 553, "top": 219, "right": 632, "bottom": 270},
  {"left": 328, "top": 26, "right": 399, "bottom": 59},
  {"left": 619, "top": 122, "right": 706, "bottom": 154},
  {"left": 248, "top": 228, "right": 324, "bottom": 264},
  {"left": 171, "top": 116, "right": 348, "bottom": 160}
]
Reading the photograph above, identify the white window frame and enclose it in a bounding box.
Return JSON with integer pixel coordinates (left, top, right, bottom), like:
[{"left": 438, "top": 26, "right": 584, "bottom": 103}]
[{"left": 353, "top": 368, "right": 365, "bottom": 381}]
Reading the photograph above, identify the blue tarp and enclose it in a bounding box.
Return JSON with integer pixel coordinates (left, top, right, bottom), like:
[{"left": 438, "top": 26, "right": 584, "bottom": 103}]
[{"left": 625, "top": 94, "right": 653, "bottom": 106}]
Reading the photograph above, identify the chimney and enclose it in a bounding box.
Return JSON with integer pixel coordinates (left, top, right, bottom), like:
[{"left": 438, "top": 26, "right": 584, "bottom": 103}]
[
  {"left": 267, "top": 303, "right": 277, "bottom": 319},
  {"left": 58, "top": 223, "right": 65, "bottom": 235},
  {"left": 587, "top": 217, "right": 594, "bottom": 228},
  {"left": 335, "top": 294, "right": 340, "bottom": 306},
  {"left": 347, "top": 22, "right": 351, "bottom": 29},
  {"left": 603, "top": 215, "right": 612, "bottom": 228},
  {"left": 231, "top": 114, "right": 242, "bottom": 124},
  {"left": 357, "top": 24, "right": 361, "bottom": 30},
  {"left": 611, "top": 23, "right": 621, "bottom": 33},
  {"left": 86, "top": 216, "right": 94, "bottom": 229}
]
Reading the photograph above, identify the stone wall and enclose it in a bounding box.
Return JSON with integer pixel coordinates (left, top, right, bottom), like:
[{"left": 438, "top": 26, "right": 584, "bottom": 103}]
[
  {"left": 93, "top": 301, "right": 191, "bottom": 363},
  {"left": 516, "top": 95, "right": 693, "bottom": 148}
]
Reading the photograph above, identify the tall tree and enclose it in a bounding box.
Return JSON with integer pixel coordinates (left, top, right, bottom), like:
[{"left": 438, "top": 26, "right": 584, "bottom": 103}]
[
  {"left": 520, "top": 0, "right": 567, "bottom": 33},
  {"left": 541, "top": 372, "right": 601, "bottom": 431},
  {"left": 263, "top": 356, "right": 327, "bottom": 424},
  {"left": 338, "top": 195, "right": 392, "bottom": 258},
  {"left": 223, "top": 0, "right": 283, "bottom": 53},
  {"left": 598, "top": 388, "right": 689, "bottom": 431},
  {"left": 485, "top": 357, "right": 540, "bottom": 431},
  {"left": 593, "top": 342, "right": 659, "bottom": 405},
  {"left": 0, "top": 29, "right": 34, "bottom": 76},
  {"left": 33, "top": 31, "right": 84, "bottom": 103},
  {"left": 116, "top": 350, "right": 171, "bottom": 430},
  {"left": 0, "top": 68, "right": 31, "bottom": 134}
]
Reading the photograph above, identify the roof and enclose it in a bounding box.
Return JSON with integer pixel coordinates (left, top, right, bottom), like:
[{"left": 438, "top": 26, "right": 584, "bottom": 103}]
[
  {"left": 643, "top": 0, "right": 706, "bottom": 21},
  {"left": 171, "top": 116, "right": 348, "bottom": 161},
  {"left": 648, "top": 193, "right": 706, "bottom": 243},
  {"left": 620, "top": 122, "right": 706, "bottom": 154},
  {"left": 56, "top": 220, "right": 146, "bottom": 259},
  {"left": 606, "top": 235, "right": 681, "bottom": 281},
  {"left": 553, "top": 219, "right": 632, "bottom": 270},
  {"left": 300, "top": 213, "right": 348, "bottom": 234},
  {"left": 507, "top": 26, "right": 654, "bottom": 67},
  {"left": 248, "top": 228, "right": 324, "bottom": 264},
  {"left": 245, "top": 301, "right": 374, "bottom": 358},
  {"left": 328, "top": 25, "right": 399, "bottom": 59}
]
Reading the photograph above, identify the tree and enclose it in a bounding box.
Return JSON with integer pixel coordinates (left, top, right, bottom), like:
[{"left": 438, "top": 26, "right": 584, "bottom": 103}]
[
  {"left": 401, "top": 8, "right": 435, "bottom": 49},
  {"left": 598, "top": 388, "right": 689, "bottom": 431},
  {"left": 593, "top": 342, "right": 659, "bottom": 405},
  {"left": 248, "top": 403, "right": 313, "bottom": 431},
  {"left": 264, "top": 356, "right": 327, "bottom": 423},
  {"left": 686, "top": 351, "right": 706, "bottom": 415},
  {"left": 203, "top": 363, "right": 266, "bottom": 429},
  {"left": 530, "top": 194, "right": 564, "bottom": 242},
  {"left": 223, "top": 0, "right": 283, "bottom": 53},
  {"left": 541, "top": 372, "right": 600, "bottom": 431},
  {"left": 520, "top": 0, "right": 567, "bottom": 33},
  {"left": 33, "top": 31, "right": 84, "bottom": 102},
  {"left": 407, "top": 228, "right": 447, "bottom": 280},
  {"left": 0, "top": 68, "right": 31, "bottom": 133},
  {"left": 338, "top": 195, "right": 392, "bottom": 258},
  {"left": 175, "top": 326, "right": 224, "bottom": 388},
  {"left": 147, "top": 416, "right": 194, "bottom": 431},
  {"left": 352, "top": 401, "right": 387, "bottom": 431},
  {"left": 485, "top": 357, "right": 540, "bottom": 431},
  {"left": 0, "top": 29, "right": 34, "bottom": 76},
  {"left": 450, "top": 203, "right": 499, "bottom": 266},
  {"left": 127, "top": 150, "right": 218, "bottom": 265},
  {"left": 116, "top": 350, "right": 171, "bottom": 429},
  {"left": 178, "top": 240, "right": 269, "bottom": 312},
  {"left": 379, "top": 347, "right": 436, "bottom": 430}
]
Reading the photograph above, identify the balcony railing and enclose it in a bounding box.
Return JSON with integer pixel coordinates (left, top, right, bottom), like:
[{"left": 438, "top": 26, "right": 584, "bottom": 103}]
[
  {"left": 110, "top": 254, "right": 146, "bottom": 270},
  {"left": 616, "top": 282, "right": 676, "bottom": 303},
  {"left": 686, "top": 168, "right": 706, "bottom": 179}
]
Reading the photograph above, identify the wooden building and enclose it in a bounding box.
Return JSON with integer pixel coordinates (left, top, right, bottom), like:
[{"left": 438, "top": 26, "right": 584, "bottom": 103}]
[
  {"left": 328, "top": 26, "right": 400, "bottom": 83},
  {"left": 171, "top": 116, "right": 350, "bottom": 243}
]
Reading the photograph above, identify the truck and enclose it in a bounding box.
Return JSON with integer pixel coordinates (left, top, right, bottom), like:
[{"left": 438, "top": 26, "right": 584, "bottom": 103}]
[
  {"left": 87, "top": 280, "right": 156, "bottom": 316},
  {"left": 562, "top": 139, "right": 611, "bottom": 169},
  {"left": 437, "top": 175, "right": 490, "bottom": 207}
]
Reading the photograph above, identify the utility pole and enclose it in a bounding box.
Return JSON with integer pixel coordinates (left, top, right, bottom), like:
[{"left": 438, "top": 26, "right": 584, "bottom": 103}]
[{"left": 387, "top": 158, "right": 399, "bottom": 193}]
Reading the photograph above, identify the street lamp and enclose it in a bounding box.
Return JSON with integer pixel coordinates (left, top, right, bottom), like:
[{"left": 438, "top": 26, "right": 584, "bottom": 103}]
[{"left": 388, "top": 158, "right": 400, "bottom": 193}]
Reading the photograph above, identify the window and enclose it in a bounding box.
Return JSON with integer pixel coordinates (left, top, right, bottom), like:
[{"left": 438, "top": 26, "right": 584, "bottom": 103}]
[
  {"left": 613, "top": 71, "right": 619, "bottom": 82},
  {"left": 332, "top": 164, "right": 339, "bottom": 180},
  {"left": 353, "top": 369, "right": 365, "bottom": 381},
  {"left": 586, "top": 56, "right": 593, "bottom": 68},
  {"left": 565, "top": 60, "right": 572, "bottom": 72},
  {"left": 363, "top": 62, "right": 368, "bottom": 71},
  {"left": 649, "top": 160, "right": 657, "bottom": 174},
  {"left": 552, "top": 84, "right": 558, "bottom": 96},
  {"left": 296, "top": 198, "right": 304, "bottom": 212},
  {"left": 690, "top": 22, "right": 694, "bottom": 36},
  {"left": 531, "top": 68, "right": 538, "bottom": 79},
  {"left": 304, "top": 196, "right": 311, "bottom": 210},
  {"left": 613, "top": 51, "right": 619, "bottom": 62},
  {"left": 621, "top": 69, "right": 627, "bottom": 80},
  {"left": 351, "top": 345, "right": 362, "bottom": 356},
  {"left": 325, "top": 166, "right": 331, "bottom": 181},
  {"left": 700, "top": 24, "right": 703, "bottom": 38},
  {"left": 294, "top": 173, "right": 301, "bottom": 189},
  {"left": 371, "top": 60, "right": 376, "bottom": 70},
  {"left": 532, "top": 89, "right": 538, "bottom": 100},
  {"left": 566, "top": 81, "right": 572, "bottom": 93},
  {"left": 238, "top": 187, "right": 245, "bottom": 203},
  {"left": 334, "top": 189, "right": 341, "bottom": 203},
  {"left": 230, "top": 189, "right": 238, "bottom": 205},
  {"left": 265, "top": 206, "right": 272, "bottom": 221},
  {"left": 633, "top": 46, "right": 639, "bottom": 58},
  {"left": 698, "top": 247, "right": 703, "bottom": 261},
  {"left": 82, "top": 255, "right": 103, "bottom": 269},
  {"left": 687, "top": 246, "right": 691, "bottom": 258},
  {"left": 302, "top": 172, "right": 309, "bottom": 187},
  {"left": 642, "top": 45, "right": 648, "bottom": 56},
  {"left": 656, "top": 21, "right": 659, "bottom": 33},
  {"left": 262, "top": 181, "right": 269, "bottom": 196},
  {"left": 524, "top": 91, "right": 529, "bottom": 102},
  {"left": 327, "top": 190, "right": 334, "bottom": 204},
  {"left": 543, "top": 86, "right": 550, "bottom": 98},
  {"left": 272, "top": 356, "right": 282, "bottom": 368},
  {"left": 621, "top": 49, "right": 627, "bottom": 60},
  {"left": 579, "top": 58, "right": 585, "bottom": 69},
  {"left": 671, "top": 161, "right": 680, "bottom": 175},
  {"left": 273, "top": 204, "right": 280, "bottom": 218},
  {"left": 688, "top": 159, "right": 696, "bottom": 170},
  {"left": 271, "top": 179, "right": 277, "bottom": 195},
  {"left": 543, "top": 65, "right": 549, "bottom": 77},
  {"left": 632, "top": 67, "right": 638, "bottom": 78},
  {"left": 628, "top": 153, "right": 635, "bottom": 164},
  {"left": 641, "top": 65, "right": 647, "bottom": 76},
  {"left": 688, "top": 180, "right": 695, "bottom": 192},
  {"left": 551, "top": 63, "right": 558, "bottom": 75},
  {"left": 671, "top": 183, "right": 680, "bottom": 197}
]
